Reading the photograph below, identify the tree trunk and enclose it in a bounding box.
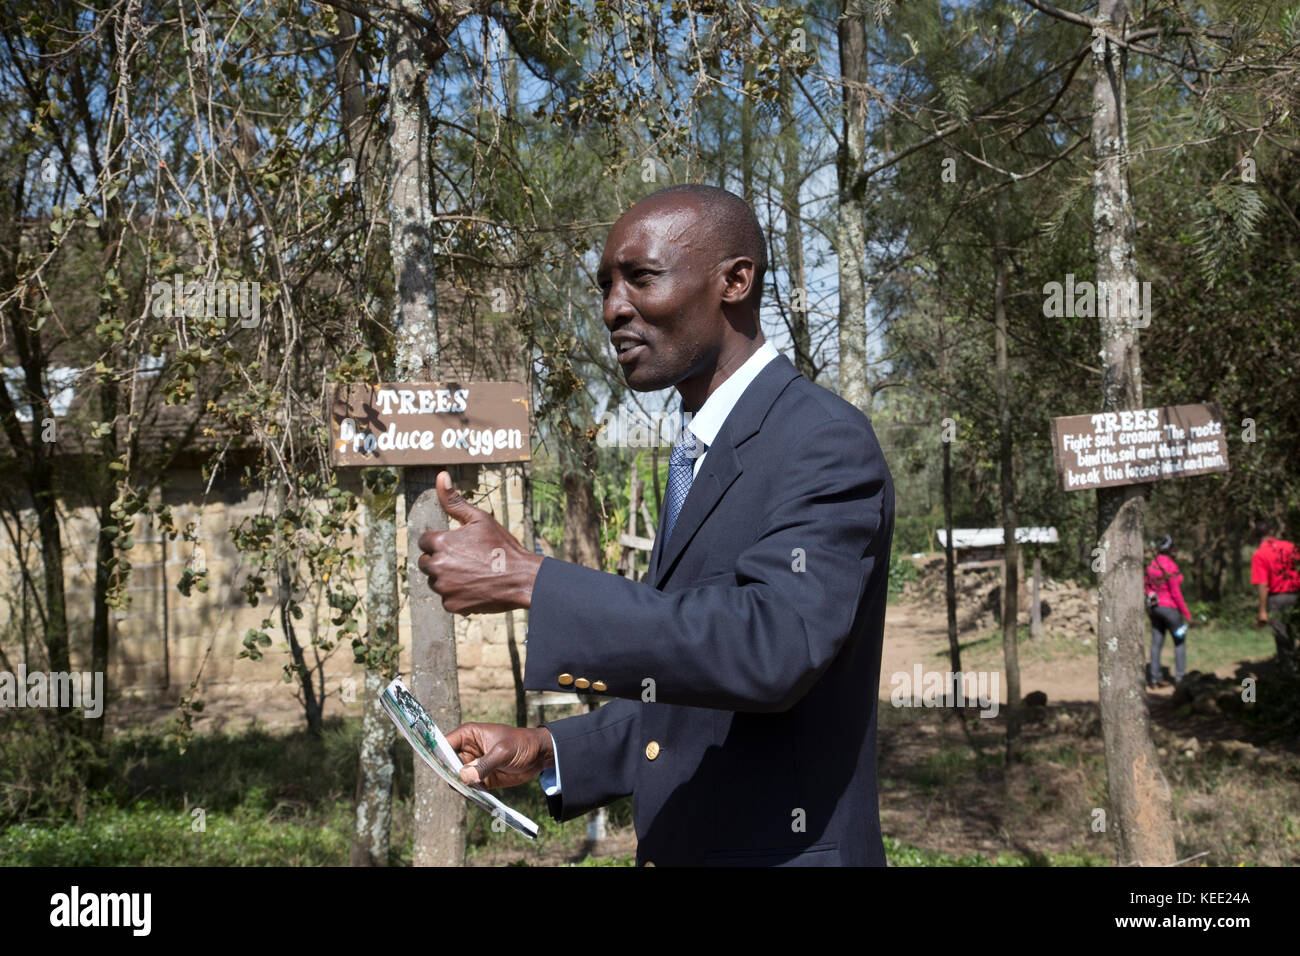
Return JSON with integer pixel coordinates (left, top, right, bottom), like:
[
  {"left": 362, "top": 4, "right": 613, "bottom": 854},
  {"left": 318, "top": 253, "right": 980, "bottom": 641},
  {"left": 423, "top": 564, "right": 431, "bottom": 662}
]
[
  {"left": 835, "top": 1, "right": 871, "bottom": 412},
  {"left": 402, "top": 467, "right": 464, "bottom": 867},
  {"left": 650, "top": 442, "right": 661, "bottom": 516},
  {"left": 562, "top": 465, "right": 603, "bottom": 570},
  {"left": 275, "top": 481, "right": 324, "bottom": 738},
  {"left": 0, "top": 323, "right": 72, "bottom": 677},
  {"left": 1031, "top": 554, "right": 1042, "bottom": 639},
  {"left": 387, "top": 0, "right": 465, "bottom": 866},
  {"left": 741, "top": 54, "right": 755, "bottom": 205},
  {"left": 160, "top": 533, "right": 169, "bottom": 690},
  {"left": 1229, "top": 524, "right": 1242, "bottom": 591},
  {"left": 499, "top": 469, "right": 527, "bottom": 729},
  {"left": 1090, "top": 0, "right": 1176, "bottom": 866},
  {"left": 938, "top": 314, "right": 961, "bottom": 676},
  {"left": 334, "top": 9, "right": 402, "bottom": 868},
  {"left": 0, "top": 91, "right": 68, "bottom": 682},
  {"left": 562, "top": 447, "right": 607, "bottom": 846},
  {"left": 34, "top": 425, "right": 70, "bottom": 676},
  {"left": 994, "top": 237, "right": 1021, "bottom": 761},
  {"left": 85, "top": 0, "right": 146, "bottom": 739},
  {"left": 88, "top": 431, "right": 115, "bottom": 738},
  {"left": 781, "top": 70, "right": 813, "bottom": 380},
  {"left": 351, "top": 469, "right": 400, "bottom": 866}
]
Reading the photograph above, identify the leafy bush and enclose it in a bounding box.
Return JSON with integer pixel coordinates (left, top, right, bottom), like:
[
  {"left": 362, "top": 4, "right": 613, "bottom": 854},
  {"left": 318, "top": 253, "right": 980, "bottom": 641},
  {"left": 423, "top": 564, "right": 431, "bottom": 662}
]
[
  {"left": 0, "top": 713, "right": 105, "bottom": 827},
  {"left": 888, "top": 553, "right": 920, "bottom": 596},
  {"left": 892, "top": 514, "right": 936, "bottom": 555}
]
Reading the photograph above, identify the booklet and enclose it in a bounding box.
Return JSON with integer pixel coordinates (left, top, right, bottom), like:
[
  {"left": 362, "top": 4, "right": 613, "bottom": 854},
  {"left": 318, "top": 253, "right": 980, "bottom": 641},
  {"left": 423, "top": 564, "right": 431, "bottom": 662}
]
[{"left": 380, "top": 676, "right": 539, "bottom": 840}]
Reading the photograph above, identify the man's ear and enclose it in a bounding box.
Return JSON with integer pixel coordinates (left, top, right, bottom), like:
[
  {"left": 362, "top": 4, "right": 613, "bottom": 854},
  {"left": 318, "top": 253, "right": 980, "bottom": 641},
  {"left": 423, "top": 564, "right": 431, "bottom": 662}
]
[{"left": 719, "top": 256, "right": 756, "bottom": 306}]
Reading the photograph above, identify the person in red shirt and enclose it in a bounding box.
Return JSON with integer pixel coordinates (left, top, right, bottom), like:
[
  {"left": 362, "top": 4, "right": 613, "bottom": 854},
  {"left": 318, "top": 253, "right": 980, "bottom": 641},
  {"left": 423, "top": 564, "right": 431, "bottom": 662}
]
[
  {"left": 1250, "top": 519, "right": 1300, "bottom": 674},
  {"left": 1144, "top": 535, "right": 1192, "bottom": 688}
]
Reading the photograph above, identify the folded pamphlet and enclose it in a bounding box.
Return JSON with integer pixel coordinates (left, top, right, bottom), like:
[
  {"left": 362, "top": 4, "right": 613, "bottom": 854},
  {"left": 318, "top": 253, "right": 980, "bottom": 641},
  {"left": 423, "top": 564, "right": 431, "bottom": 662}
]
[{"left": 380, "top": 676, "right": 539, "bottom": 840}]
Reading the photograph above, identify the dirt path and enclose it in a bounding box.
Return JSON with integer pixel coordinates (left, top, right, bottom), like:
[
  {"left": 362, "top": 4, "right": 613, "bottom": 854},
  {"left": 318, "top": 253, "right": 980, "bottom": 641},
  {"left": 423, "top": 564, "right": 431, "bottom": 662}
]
[
  {"left": 882, "top": 600, "right": 1106, "bottom": 704},
  {"left": 881, "top": 598, "right": 1274, "bottom": 706}
]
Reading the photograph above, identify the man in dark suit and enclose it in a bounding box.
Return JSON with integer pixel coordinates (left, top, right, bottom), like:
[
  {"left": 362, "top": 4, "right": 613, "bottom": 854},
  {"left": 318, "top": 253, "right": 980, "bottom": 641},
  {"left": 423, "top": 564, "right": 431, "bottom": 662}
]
[{"left": 418, "top": 184, "right": 894, "bottom": 866}]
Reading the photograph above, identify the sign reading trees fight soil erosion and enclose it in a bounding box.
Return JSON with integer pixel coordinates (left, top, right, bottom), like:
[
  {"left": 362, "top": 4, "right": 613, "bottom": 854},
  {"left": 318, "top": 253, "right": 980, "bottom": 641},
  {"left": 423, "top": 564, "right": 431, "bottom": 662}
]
[
  {"left": 1050, "top": 402, "right": 1229, "bottom": 492},
  {"left": 329, "top": 382, "right": 530, "bottom": 467}
]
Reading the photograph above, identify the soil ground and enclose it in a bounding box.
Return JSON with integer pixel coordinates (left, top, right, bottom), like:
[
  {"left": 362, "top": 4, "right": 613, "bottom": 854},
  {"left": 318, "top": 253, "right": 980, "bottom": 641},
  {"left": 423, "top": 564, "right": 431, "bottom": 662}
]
[
  {"left": 469, "top": 591, "right": 1300, "bottom": 866},
  {"left": 86, "top": 582, "right": 1297, "bottom": 867}
]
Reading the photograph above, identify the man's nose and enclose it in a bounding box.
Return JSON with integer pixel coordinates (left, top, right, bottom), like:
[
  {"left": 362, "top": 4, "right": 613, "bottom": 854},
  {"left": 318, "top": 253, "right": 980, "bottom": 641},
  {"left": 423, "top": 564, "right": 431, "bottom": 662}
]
[{"left": 603, "top": 279, "right": 636, "bottom": 327}]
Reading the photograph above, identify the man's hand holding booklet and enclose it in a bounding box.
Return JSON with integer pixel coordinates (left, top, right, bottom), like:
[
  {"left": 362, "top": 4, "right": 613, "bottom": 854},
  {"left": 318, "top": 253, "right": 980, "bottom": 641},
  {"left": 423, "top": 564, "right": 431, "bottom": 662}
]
[{"left": 380, "top": 677, "right": 539, "bottom": 840}]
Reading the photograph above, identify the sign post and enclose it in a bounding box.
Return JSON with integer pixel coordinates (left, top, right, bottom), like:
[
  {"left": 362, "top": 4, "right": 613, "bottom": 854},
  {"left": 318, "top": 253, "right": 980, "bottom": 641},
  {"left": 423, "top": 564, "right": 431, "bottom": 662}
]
[
  {"left": 331, "top": 381, "right": 530, "bottom": 864},
  {"left": 1050, "top": 399, "right": 1225, "bottom": 864},
  {"left": 1050, "top": 402, "right": 1229, "bottom": 493},
  {"left": 330, "top": 382, "right": 531, "bottom": 468}
]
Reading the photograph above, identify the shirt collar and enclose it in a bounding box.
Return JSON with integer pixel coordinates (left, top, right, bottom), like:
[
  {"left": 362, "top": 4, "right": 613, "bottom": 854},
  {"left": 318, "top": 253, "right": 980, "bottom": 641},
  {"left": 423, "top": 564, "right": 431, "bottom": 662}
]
[{"left": 682, "top": 340, "right": 780, "bottom": 449}]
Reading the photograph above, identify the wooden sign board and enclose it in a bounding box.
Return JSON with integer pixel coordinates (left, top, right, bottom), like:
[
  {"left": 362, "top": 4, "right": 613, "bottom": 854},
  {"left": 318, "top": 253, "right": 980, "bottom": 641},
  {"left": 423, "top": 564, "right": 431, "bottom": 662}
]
[
  {"left": 1050, "top": 402, "right": 1229, "bottom": 492},
  {"left": 329, "top": 381, "right": 530, "bottom": 467}
]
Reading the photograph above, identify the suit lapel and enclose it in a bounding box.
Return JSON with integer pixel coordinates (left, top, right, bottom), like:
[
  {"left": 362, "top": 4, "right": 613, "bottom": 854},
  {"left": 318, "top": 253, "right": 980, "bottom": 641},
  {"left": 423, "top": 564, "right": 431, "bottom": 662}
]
[
  {"left": 650, "top": 354, "right": 801, "bottom": 589},
  {"left": 647, "top": 505, "right": 665, "bottom": 581}
]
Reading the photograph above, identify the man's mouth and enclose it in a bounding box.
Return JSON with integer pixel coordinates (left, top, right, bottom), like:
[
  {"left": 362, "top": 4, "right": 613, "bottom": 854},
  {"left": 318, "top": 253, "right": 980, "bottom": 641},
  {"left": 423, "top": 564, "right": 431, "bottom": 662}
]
[{"left": 614, "top": 337, "right": 648, "bottom": 364}]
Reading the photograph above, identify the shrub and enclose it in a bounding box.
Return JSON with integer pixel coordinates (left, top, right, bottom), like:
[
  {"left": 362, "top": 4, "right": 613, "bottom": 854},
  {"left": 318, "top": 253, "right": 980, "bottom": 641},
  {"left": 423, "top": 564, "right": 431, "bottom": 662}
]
[
  {"left": 888, "top": 553, "right": 920, "bottom": 596},
  {"left": 0, "top": 712, "right": 105, "bottom": 827}
]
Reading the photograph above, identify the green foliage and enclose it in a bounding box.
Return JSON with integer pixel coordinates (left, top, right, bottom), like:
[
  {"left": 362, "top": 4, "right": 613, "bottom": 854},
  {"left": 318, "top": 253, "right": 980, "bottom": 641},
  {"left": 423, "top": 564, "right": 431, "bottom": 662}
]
[
  {"left": 883, "top": 835, "right": 1110, "bottom": 867},
  {"left": 0, "top": 714, "right": 105, "bottom": 828},
  {"left": 0, "top": 717, "right": 636, "bottom": 867},
  {"left": 893, "top": 513, "right": 937, "bottom": 555},
  {"left": 1192, "top": 184, "right": 1267, "bottom": 288},
  {"left": 566, "top": 852, "right": 637, "bottom": 866},
  {"left": 888, "top": 553, "right": 920, "bottom": 596},
  {"left": 0, "top": 802, "right": 352, "bottom": 867}
]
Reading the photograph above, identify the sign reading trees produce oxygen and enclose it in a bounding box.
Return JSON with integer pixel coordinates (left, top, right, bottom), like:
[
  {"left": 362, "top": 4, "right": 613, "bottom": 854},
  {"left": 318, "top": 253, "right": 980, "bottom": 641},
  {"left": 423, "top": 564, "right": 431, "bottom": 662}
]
[
  {"left": 330, "top": 382, "right": 530, "bottom": 467},
  {"left": 1050, "top": 402, "right": 1229, "bottom": 492}
]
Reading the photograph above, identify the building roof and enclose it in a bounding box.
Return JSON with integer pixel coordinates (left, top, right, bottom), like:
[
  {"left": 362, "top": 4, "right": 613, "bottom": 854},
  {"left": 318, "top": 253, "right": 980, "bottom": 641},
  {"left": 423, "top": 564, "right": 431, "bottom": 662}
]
[{"left": 936, "top": 527, "right": 1059, "bottom": 548}]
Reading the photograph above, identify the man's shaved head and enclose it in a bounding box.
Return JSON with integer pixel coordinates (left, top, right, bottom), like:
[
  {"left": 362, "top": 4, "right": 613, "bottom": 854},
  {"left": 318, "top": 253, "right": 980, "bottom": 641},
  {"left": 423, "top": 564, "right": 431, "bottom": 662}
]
[
  {"left": 598, "top": 183, "right": 769, "bottom": 409},
  {"left": 633, "top": 184, "right": 767, "bottom": 310}
]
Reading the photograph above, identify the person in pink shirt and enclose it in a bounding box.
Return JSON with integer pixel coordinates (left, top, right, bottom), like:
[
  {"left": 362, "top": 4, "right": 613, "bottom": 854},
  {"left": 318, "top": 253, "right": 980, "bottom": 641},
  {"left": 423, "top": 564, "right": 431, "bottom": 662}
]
[{"left": 1144, "top": 534, "right": 1192, "bottom": 688}]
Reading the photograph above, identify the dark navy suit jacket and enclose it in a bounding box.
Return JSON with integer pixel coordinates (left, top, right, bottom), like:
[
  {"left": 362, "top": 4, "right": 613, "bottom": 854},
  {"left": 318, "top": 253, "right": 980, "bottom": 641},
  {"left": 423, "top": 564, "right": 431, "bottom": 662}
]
[{"left": 523, "top": 353, "right": 894, "bottom": 866}]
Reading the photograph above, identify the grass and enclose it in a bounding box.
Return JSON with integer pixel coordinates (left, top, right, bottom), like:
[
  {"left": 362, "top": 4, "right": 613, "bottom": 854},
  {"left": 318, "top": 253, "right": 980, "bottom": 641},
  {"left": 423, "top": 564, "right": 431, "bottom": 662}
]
[
  {"left": 0, "top": 703, "right": 626, "bottom": 867},
  {"left": 957, "top": 626, "right": 1089, "bottom": 668},
  {"left": 0, "top": 715, "right": 367, "bottom": 866},
  {"left": 952, "top": 604, "right": 1276, "bottom": 675},
  {"left": 875, "top": 690, "right": 1300, "bottom": 867},
  {"left": 883, "top": 835, "right": 1110, "bottom": 867},
  {"left": 0, "top": 801, "right": 352, "bottom": 866},
  {"left": 3, "top": 665, "right": 1296, "bottom": 866}
]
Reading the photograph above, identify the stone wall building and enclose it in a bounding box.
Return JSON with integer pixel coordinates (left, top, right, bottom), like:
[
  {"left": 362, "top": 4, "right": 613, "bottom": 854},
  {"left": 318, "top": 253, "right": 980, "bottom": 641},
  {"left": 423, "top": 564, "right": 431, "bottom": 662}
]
[{"left": 1, "top": 461, "right": 534, "bottom": 733}]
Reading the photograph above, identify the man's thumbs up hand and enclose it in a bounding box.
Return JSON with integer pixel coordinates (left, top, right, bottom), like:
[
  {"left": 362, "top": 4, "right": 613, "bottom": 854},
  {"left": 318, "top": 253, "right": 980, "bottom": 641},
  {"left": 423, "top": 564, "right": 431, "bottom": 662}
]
[
  {"left": 417, "top": 473, "right": 543, "bottom": 615},
  {"left": 435, "top": 471, "right": 489, "bottom": 525}
]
